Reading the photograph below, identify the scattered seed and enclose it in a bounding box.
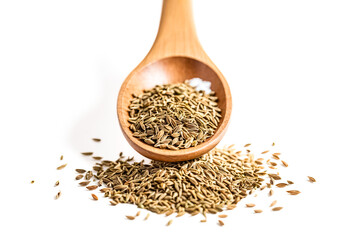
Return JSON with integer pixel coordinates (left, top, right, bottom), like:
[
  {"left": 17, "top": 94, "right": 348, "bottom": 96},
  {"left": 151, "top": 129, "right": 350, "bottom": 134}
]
[
  {"left": 244, "top": 143, "right": 251, "bottom": 147},
  {"left": 55, "top": 191, "right": 61, "bottom": 200},
  {"left": 176, "top": 212, "right": 185, "bottom": 217},
  {"left": 86, "top": 185, "right": 98, "bottom": 191},
  {"left": 91, "top": 194, "right": 98, "bottom": 200},
  {"left": 60, "top": 155, "right": 63, "bottom": 160},
  {"left": 79, "top": 181, "right": 90, "bottom": 186},
  {"left": 166, "top": 219, "right": 173, "bottom": 226},
  {"left": 81, "top": 152, "right": 93, "bottom": 156},
  {"left": 92, "top": 156, "right": 103, "bottom": 160},
  {"left": 276, "top": 183, "right": 288, "bottom": 188},
  {"left": 269, "top": 189, "right": 273, "bottom": 196},
  {"left": 246, "top": 203, "right": 255, "bottom": 208},
  {"left": 272, "top": 207, "right": 283, "bottom": 211},
  {"left": 261, "top": 150, "right": 269, "bottom": 154},
  {"left": 281, "top": 160, "right": 288, "bottom": 167},
  {"left": 270, "top": 200, "right": 277, "bottom": 207},
  {"left": 308, "top": 176, "right": 316, "bottom": 183},
  {"left": 75, "top": 175, "right": 83, "bottom": 180},
  {"left": 254, "top": 209, "right": 263, "bottom": 213},
  {"left": 57, "top": 164, "right": 67, "bottom": 170},
  {"left": 272, "top": 142, "right": 275, "bottom": 146},
  {"left": 126, "top": 216, "right": 135, "bottom": 220},
  {"left": 218, "top": 220, "right": 224, "bottom": 226},
  {"left": 75, "top": 169, "right": 86, "bottom": 173},
  {"left": 54, "top": 181, "right": 59, "bottom": 187},
  {"left": 272, "top": 154, "right": 280, "bottom": 160},
  {"left": 287, "top": 180, "right": 294, "bottom": 184},
  {"left": 30, "top": 180, "right": 34, "bottom": 184},
  {"left": 92, "top": 138, "right": 101, "bottom": 142},
  {"left": 218, "top": 214, "right": 227, "bottom": 218},
  {"left": 287, "top": 190, "right": 301, "bottom": 195},
  {"left": 144, "top": 213, "right": 150, "bottom": 220},
  {"left": 200, "top": 219, "right": 207, "bottom": 223},
  {"left": 136, "top": 211, "right": 141, "bottom": 217}
]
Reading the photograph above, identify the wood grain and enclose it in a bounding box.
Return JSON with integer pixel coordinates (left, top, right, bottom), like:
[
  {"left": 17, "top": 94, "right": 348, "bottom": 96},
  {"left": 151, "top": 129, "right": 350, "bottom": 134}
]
[{"left": 117, "top": 0, "right": 232, "bottom": 162}]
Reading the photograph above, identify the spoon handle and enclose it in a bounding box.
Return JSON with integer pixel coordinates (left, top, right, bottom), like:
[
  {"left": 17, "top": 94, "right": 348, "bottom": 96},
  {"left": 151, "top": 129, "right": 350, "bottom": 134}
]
[{"left": 144, "top": 0, "right": 207, "bottom": 64}]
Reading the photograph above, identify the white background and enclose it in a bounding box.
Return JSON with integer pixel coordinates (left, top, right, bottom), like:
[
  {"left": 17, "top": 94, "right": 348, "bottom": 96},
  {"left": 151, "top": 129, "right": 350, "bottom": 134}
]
[{"left": 1, "top": 0, "right": 359, "bottom": 239}]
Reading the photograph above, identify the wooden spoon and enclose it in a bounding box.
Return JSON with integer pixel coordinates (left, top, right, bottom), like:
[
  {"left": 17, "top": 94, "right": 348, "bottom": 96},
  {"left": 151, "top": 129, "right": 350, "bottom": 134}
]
[{"left": 117, "top": 0, "right": 232, "bottom": 162}]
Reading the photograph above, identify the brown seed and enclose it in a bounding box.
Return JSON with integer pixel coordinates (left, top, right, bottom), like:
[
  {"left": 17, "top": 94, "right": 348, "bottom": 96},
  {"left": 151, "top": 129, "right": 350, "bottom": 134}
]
[
  {"left": 261, "top": 150, "right": 269, "bottom": 154},
  {"left": 276, "top": 183, "right": 288, "bottom": 188},
  {"left": 270, "top": 162, "right": 277, "bottom": 166},
  {"left": 218, "top": 214, "right": 227, "bottom": 218},
  {"left": 60, "top": 155, "right": 63, "bottom": 160},
  {"left": 86, "top": 185, "right": 98, "bottom": 191},
  {"left": 244, "top": 143, "right": 251, "bottom": 147},
  {"left": 287, "top": 180, "right": 294, "bottom": 184},
  {"left": 30, "top": 180, "right": 34, "bottom": 184},
  {"left": 254, "top": 209, "right": 263, "bottom": 213},
  {"left": 81, "top": 152, "right": 93, "bottom": 156},
  {"left": 176, "top": 212, "right": 185, "bottom": 217},
  {"left": 166, "top": 219, "right": 173, "bottom": 226},
  {"left": 126, "top": 216, "right": 135, "bottom": 220},
  {"left": 281, "top": 160, "right": 288, "bottom": 167},
  {"left": 100, "top": 188, "right": 112, "bottom": 193},
  {"left": 246, "top": 203, "right": 255, "bottom": 208},
  {"left": 91, "top": 194, "right": 98, "bottom": 200},
  {"left": 57, "top": 164, "right": 67, "bottom": 170},
  {"left": 79, "top": 181, "right": 90, "bottom": 186},
  {"left": 110, "top": 200, "right": 118, "bottom": 206},
  {"left": 272, "top": 207, "right": 283, "bottom": 211},
  {"left": 92, "top": 156, "right": 103, "bottom": 160},
  {"left": 272, "top": 142, "right": 275, "bottom": 146},
  {"left": 75, "top": 169, "right": 86, "bottom": 173},
  {"left": 55, "top": 191, "right": 61, "bottom": 200},
  {"left": 136, "top": 211, "right": 141, "bottom": 217},
  {"left": 287, "top": 190, "right": 301, "bottom": 195},
  {"left": 269, "top": 189, "right": 273, "bottom": 196},
  {"left": 144, "top": 213, "right": 150, "bottom": 220},
  {"left": 308, "top": 176, "right": 316, "bottom": 183},
  {"left": 200, "top": 219, "right": 207, "bottom": 223},
  {"left": 75, "top": 175, "right": 83, "bottom": 180},
  {"left": 226, "top": 204, "right": 237, "bottom": 210},
  {"left": 218, "top": 220, "right": 224, "bottom": 226},
  {"left": 92, "top": 138, "right": 101, "bottom": 142},
  {"left": 270, "top": 200, "right": 277, "bottom": 207},
  {"left": 54, "top": 181, "right": 59, "bottom": 187},
  {"left": 268, "top": 174, "right": 281, "bottom": 180},
  {"left": 272, "top": 154, "right": 280, "bottom": 160}
]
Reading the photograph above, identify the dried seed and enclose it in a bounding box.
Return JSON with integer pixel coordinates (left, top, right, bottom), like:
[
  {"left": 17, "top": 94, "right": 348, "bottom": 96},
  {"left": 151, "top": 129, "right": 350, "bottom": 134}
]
[
  {"left": 268, "top": 174, "right": 281, "bottom": 180},
  {"left": 287, "top": 180, "right": 294, "bottom": 184},
  {"left": 86, "top": 185, "right": 98, "bottom": 191},
  {"left": 270, "top": 200, "right": 277, "bottom": 207},
  {"left": 272, "top": 142, "right": 275, "bottom": 146},
  {"left": 272, "top": 154, "right": 280, "bottom": 160},
  {"left": 60, "top": 155, "right": 63, "bottom": 160},
  {"left": 308, "top": 176, "right": 316, "bottom": 183},
  {"left": 246, "top": 203, "right": 255, "bottom": 208},
  {"left": 136, "top": 211, "right": 141, "bottom": 217},
  {"left": 55, "top": 191, "right": 61, "bottom": 200},
  {"left": 144, "top": 213, "right": 150, "bottom": 220},
  {"left": 57, "top": 164, "right": 67, "bottom": 170},
  {"left": 287, "top": 190, "right": 301, "bottom": 195},
  {"left": 166, "top": 219, "right": 173, "bottom": 226},
  {"left": 218, "top": 214, "right": 227, "bottom": 218},
  {"left": 92, "top": 138, "right": 101, "bottom": 142},
  {"left": 91, "top": 194, "right": 98, "bottom": 200},
  {"left": 276, "top": 183, "right": 288, "bottom": 188},
  {"left": 75, "top": 169, "right": 86, "bottom": 173},
  {"left": 261, "top": 150, "right": 269, "bottom": 154},
  {"left": 254, "top": 209, "right": 263, "bottom": 213},
  {"left": 81, "top": 152, "right": 93, "bottom": 156},
  {"left": 93, "top": 156, "right": 103, "bottom": 160},
  {"left": 244, "top": 143, "right": 251, "bottom": 147},
  {"left": 269, "top": 189, "right": 273, "bottom": 196},
  {"left": 79, "top": 181, "right": 90, "bottom": 186},
  {"left": 126, "top": 216, "right": 135, "bottom": 220},
  {"left": 54, "top": 181, "right": 59, "bottom": 187},
  {"left": 218, "top": 220, "right": 224, "bottom": 226},
  {"left": 30, "top": 180, "right": 34, "bottom": 184},
  {"left": 75, "top": 175, "right": 83, "bottom": 180},
  {"left": 176, "top": 212, "right": 185, "bottom": 217},
  {"left": 272, "top": 207, "right": 283, "bottom": 211},
  {"left": 281, "top": 160, "right": 288, "bottom": 167},
  {"left": 200, "top": 219, "right": 207, "bottom": 223}
]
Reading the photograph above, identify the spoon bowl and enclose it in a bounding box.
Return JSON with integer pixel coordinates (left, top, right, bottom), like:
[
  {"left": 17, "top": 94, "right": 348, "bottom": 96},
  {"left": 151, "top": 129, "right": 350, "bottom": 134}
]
[{"left": 117, "top": 0, "right": 232, "bottom": 162}]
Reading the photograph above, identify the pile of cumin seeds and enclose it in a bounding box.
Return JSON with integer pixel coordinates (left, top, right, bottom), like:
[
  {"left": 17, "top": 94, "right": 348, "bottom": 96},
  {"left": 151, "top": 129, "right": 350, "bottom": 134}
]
[
  {"left": 128, "top": 82, "right": 221, "bottom": 150},
  {"left": 82, "top": 146, "right": 265, "bottom": 215}
]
